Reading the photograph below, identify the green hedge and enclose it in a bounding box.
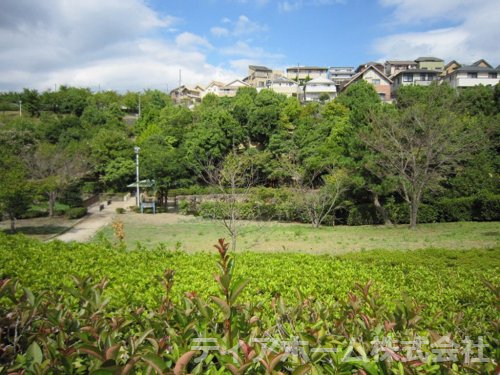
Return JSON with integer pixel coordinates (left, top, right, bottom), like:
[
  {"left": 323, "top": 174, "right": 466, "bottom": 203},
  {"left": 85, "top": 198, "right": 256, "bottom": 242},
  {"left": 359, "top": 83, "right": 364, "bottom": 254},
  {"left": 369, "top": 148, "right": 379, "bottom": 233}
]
[
  {"left": 348, "top": 195, "right": 500, "bottom": 225},
  {"left": 472, "top": 194, "right": 500, "bottom": 221},
  {"left": 66, "top": 207, "right": 87, "bottom": 219},
  {"left": 437, "top": 197, "right": 474, "bottom": 222},
  {"left": 176, "top": 188, "right": 500, "bottom": 226}
]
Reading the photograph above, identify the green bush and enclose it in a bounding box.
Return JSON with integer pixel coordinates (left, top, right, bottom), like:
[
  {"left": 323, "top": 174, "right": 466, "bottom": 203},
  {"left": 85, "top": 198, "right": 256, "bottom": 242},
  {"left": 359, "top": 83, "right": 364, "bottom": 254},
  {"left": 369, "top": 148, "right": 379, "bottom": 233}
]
[
  {"left": 386, "top": 202, "right": 438, "bottom": 224},
  {"left": 54, "top": 203, "right": 71, "bottom": 216},
  {"left": 19, "top": 207, "right": 49, "bottom": 219},
  {"left": 0, "top": 235, "right": 498, "bottom": 374},
  {"left": 115, "top": 207, "right": 126, "bottom": 214},
  {"left": 472, "top": 194, "right": 500, "bottom": 221},
  {"left": 438, "top": 197, "right": 474, "bottom": 222},
  {"left": 436, "top": 195, "right": 500, "bottom": 222},
  {"left": 177, "top": 198, "right": 199, "bottom": 215},
  {"left": 347, "top": 204, "right": 381, "bottom": 225},
  {"left": 66, "top": 207, "right": 87, "bottom": 219}
]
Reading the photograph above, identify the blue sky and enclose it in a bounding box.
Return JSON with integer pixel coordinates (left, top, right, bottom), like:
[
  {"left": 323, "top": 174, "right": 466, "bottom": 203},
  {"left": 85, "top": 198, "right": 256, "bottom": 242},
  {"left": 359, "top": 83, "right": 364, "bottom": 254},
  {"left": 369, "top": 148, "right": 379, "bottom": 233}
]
[{"left": 0, "top": 0, "right": 499, "bottom": 92}]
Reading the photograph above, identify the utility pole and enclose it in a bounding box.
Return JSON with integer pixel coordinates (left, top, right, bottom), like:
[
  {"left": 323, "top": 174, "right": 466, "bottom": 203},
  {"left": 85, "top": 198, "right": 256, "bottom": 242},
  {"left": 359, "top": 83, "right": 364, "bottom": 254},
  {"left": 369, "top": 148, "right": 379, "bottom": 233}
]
[{"left": 18, "top": 100, "right": 22, "bottom": 116}]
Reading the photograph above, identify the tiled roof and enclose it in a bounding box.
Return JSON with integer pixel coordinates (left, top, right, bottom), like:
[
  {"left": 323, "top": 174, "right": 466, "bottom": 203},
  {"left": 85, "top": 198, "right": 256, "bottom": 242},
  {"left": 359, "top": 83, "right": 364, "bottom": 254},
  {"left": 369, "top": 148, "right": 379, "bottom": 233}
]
[
  {"left": 249, "top": 65, "right": 272, "bottom": 71},
  {"left": 393, "top": 69, "right": 441, "bottom": 76},
  {"left": 386, "top": 60, "right": 416, "bottom": 65},
  {"left": 415, "top": 57, "right": 444, "bottom": 62}
]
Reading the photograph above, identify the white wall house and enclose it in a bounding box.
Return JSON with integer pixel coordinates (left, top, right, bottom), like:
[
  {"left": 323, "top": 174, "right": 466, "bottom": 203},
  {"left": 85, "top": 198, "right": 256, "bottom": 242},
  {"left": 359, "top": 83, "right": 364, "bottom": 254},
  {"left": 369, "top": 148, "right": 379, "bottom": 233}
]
[
  {"left": 201, "top": 81, "right": 225, "bottom": 98},
  {"left": 266, "top": 76, "right": 299, "bottom": 97},
  {"left": 391, "top": 69, "right": 440, "bottom": 95},
  {"left": 286, "top": 66, "right": 328, "bottom": 81},
  {"left": 328, "top": 66, "right": 355, "bottom": 87},
  {"left": 219, "top": 79, "right": 251, "bottom": 97},
  {"left": 304, "top": 76, "right": 337, "bottom": 102},
  {"left": 442, "top": 60, "right": 499, "bottom": 88}
]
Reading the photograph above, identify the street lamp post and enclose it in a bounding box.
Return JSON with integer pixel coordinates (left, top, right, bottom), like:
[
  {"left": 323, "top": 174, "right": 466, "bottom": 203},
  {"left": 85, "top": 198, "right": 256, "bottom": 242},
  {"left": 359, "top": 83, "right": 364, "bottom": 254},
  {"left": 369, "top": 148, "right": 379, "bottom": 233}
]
[
  {"left": 134, "top": 146, "right": 140, "bottom": 207},
  {"left": 18, "top": 100, "right": 22, "bottom": 116}
]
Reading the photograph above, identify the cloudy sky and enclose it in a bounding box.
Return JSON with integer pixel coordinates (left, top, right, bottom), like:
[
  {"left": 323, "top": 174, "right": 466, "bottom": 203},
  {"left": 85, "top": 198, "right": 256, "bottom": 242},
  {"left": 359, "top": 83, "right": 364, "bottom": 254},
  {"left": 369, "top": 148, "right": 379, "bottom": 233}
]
[{"left": 1, "top": 0, "right": 499, "bottom": 92}]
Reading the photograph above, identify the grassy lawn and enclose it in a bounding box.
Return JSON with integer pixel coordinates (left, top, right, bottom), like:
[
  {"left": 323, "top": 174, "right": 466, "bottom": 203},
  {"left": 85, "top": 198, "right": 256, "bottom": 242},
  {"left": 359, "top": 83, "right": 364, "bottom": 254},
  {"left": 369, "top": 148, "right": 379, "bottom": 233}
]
[{"left": 96, "top": 212, "right": 499, "bottom": 253}]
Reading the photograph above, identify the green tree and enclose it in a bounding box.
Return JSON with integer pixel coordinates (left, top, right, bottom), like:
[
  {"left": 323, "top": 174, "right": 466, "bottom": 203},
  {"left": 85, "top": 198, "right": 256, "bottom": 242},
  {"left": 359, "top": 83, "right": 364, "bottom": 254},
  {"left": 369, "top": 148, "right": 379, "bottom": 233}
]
[
  {"left": 89, "top": 128, "right": 133, "bottom": 191},
  {"left": 0, "top": 153, "right": 33, "bottom": 231},
  {"left": 247, "top": 90, "right": 285, "bottom": 146},
  {"left": 57, "top": 86, "right": 92, "bottom": 116},
  {"left": 20, "top": 88, "right": 41, "bottom": 117},
  {"left": 455, "top": 85, "right": 498, "bottom": 116},
  {"left": 363, "top": 85, "right": 484, "bottom": 229},
  {"left": 27, "top": 143, "right": 89, "bottom": 216}
]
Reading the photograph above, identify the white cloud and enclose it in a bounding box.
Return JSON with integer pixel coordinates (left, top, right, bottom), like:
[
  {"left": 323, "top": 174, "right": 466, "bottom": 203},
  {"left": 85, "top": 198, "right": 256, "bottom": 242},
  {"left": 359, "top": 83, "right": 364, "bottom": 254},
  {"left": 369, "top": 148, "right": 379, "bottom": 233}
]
[
  {"left": 278, "top": 0, "right": 344, "bottom": 12},
  {"left": 211, "top": 27, "right": 230, "bottom": 37},
  {"left": 210, "top": 15, "right": 268, "bottom": 38},
  {"left": 0, "top": 0, "right": 241, "bottom": 91},
  {"left": 234, "top": 15, "right": 268, "bottom": 35},
  {"left": 374, "top": 28, "right": 470, "bottom": 61},
  {"left": 175, "top": 32, "right": 213, "bottom": 49},
  {"left": 220, "top": 42, "right": 285, "bottom": 60},
  {"left": 375, "top": 0, "right": 500, "bottom": 63}
]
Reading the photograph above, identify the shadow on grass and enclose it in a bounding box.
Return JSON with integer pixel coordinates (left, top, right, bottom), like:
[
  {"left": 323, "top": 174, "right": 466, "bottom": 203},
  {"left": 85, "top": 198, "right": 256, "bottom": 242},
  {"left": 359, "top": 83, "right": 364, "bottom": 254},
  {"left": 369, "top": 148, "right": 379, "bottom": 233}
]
[{"left": 2, "top": 225, "right": 70, "bottom": 236}]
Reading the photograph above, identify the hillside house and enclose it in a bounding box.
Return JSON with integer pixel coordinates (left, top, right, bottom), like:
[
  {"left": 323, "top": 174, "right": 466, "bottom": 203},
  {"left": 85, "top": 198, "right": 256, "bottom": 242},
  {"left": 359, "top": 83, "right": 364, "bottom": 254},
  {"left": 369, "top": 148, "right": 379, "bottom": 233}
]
[
  {"left": 442, "top": 59, "right": 499, "bottom": 88},
  {"left": 286, "top": 66, "right": 328, "bottom": 81},
  {"left": 304, "top": 76, "right": 337, "bottom": 102},
  {"left": 342, "top": 64, "right": 393, "bottom": 102}
]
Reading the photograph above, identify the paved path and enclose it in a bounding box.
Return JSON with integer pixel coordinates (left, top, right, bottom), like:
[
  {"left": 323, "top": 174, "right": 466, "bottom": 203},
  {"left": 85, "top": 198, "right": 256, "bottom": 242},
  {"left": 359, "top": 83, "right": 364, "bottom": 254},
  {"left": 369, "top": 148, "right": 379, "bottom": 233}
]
[{"left": 56, "top": 197, "right": 133, "bottom": 242}]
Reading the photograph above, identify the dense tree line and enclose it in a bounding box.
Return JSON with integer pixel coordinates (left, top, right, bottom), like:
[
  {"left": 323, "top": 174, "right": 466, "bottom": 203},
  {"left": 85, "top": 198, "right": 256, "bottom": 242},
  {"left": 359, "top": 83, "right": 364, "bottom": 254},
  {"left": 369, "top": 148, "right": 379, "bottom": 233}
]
[{"left": 0, "top": 82, "right": 498, "bottom": 229}]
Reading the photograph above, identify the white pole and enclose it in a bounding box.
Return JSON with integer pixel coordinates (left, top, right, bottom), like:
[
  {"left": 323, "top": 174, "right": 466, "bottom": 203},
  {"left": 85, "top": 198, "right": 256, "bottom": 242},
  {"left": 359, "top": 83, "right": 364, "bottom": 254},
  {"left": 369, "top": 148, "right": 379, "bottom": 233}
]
[
  {"left": 138, "top": 93, "right": 141, "bottom": 117},
  {"left": 19, "top": 100, "right": 22, "bottom": 116},
  {"left": 135, "top": 146, "right": 140, "bottom": 206}
]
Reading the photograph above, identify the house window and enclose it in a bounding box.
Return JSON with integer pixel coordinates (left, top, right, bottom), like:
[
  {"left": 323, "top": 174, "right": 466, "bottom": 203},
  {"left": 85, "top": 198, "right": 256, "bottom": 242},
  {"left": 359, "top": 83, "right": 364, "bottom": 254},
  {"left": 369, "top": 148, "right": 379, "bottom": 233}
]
[
  {"left": 420, "top": 73, "right": 427, "bottom": 81},
  {"left": 468, "top": 72, "right": 478, "bottom": 78},
  {"left": 372, "top": 79, "right": 380, "bottom": 85},
  {"left": 489, "top": 73, "right": 498, "bottom": 78},
  {"left": 403, "top": 73, "right": 413, "bottom": 82},
  {"left": 378, "top": 93, "right": 386, "bottom": 100}
]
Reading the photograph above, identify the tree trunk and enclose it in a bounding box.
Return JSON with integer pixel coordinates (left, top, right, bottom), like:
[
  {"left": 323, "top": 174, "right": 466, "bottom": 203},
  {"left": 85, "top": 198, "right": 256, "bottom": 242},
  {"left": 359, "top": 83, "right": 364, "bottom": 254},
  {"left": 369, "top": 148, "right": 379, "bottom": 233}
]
[
  {"left": 372, "top": 192, "right": 392, "bottom": 225},
  {"left": 48, "top": 191, "right": 57, "bottom": 217},
  {"left": 10, "top": 215, "right": 16, "bottom": 233},
  {"left": 409, "top": 197, "right": 419, "bottom": 230}
]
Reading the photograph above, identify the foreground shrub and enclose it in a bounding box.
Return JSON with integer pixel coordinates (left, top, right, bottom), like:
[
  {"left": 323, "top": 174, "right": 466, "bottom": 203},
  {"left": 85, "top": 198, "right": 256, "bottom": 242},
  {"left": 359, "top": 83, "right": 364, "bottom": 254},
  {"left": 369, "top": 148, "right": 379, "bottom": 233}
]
[{"left": 0, "top": 237, "right": 498, "bottom": 373}]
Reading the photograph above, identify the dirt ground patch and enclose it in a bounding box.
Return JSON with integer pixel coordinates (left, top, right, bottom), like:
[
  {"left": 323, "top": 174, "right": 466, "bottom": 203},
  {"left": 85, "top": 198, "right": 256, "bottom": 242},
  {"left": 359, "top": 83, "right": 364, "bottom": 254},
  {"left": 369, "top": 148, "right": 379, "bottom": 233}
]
[{"left": 0, "top": 216, "right": 75, "bottom": 241}]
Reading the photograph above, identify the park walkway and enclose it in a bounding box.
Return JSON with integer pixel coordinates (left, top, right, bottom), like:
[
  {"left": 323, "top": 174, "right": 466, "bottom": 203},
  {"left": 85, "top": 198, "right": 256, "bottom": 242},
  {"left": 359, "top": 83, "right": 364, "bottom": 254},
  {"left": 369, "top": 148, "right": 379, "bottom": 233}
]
[{"left": 55, "top": 197, "right": 133, "bottom": 242}]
